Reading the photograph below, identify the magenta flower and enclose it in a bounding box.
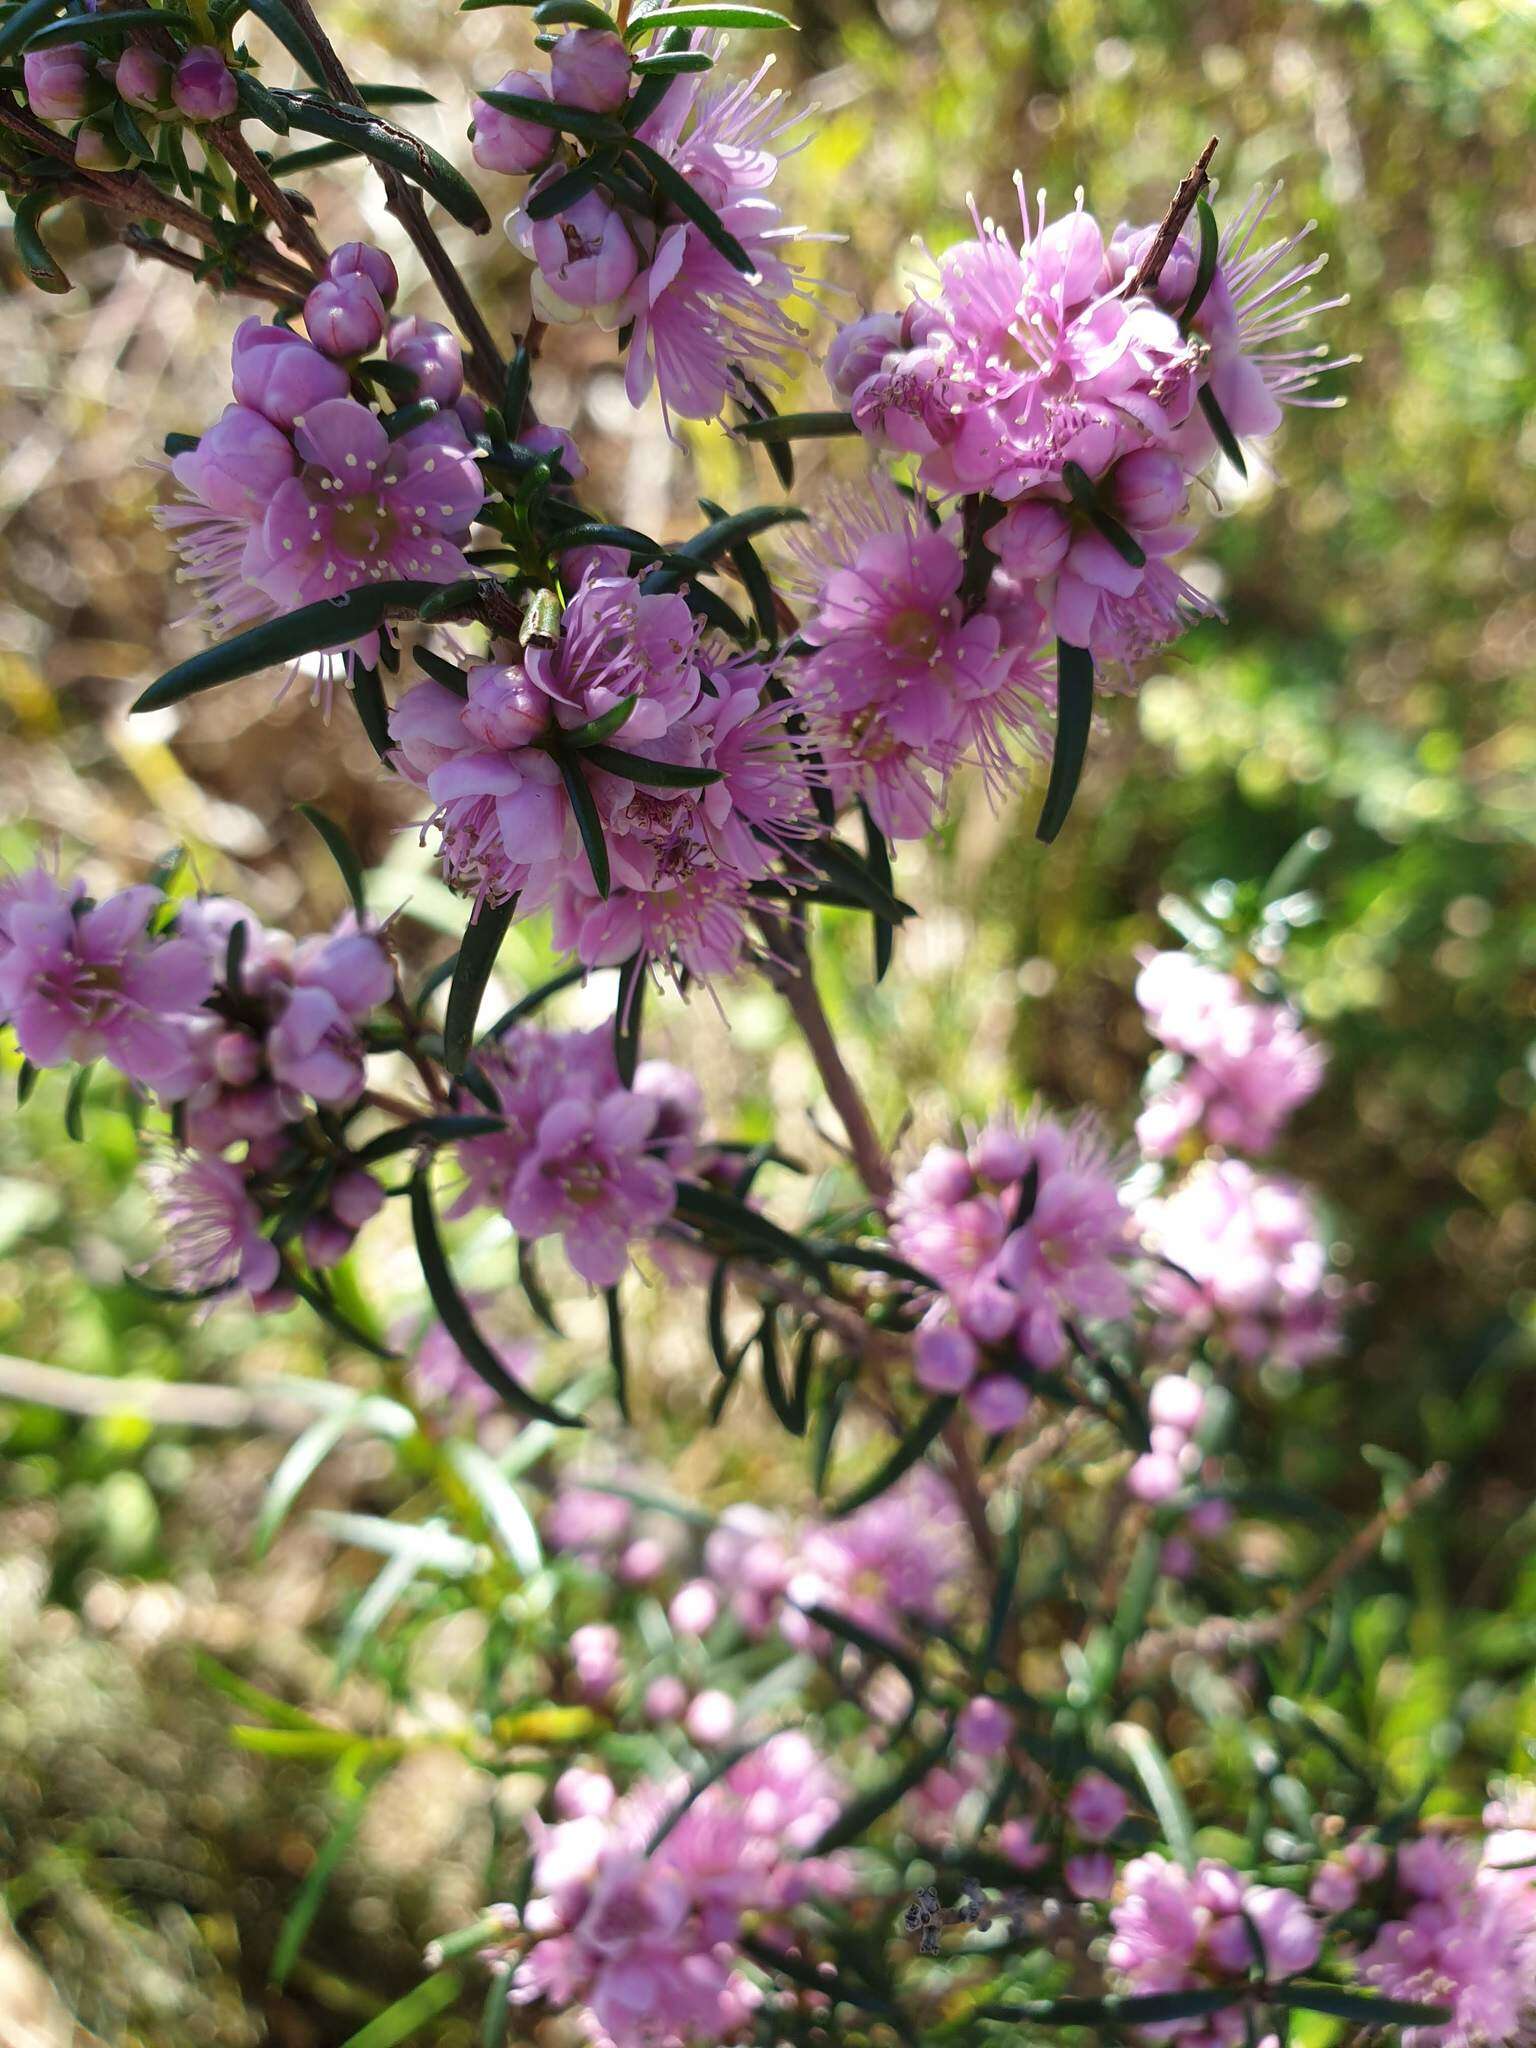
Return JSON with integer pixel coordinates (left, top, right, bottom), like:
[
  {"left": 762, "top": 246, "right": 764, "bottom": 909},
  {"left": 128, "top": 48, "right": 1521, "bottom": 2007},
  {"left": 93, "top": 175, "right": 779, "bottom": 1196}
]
[
  {"left": 504, "top": 1091, "right": 678, "bottom": 1288},
  {"left": 787, "top": 478, "right": 1051, "bottom": 837},
  {"left": 1138, "top": 1159, "right": 1347, "bottom": 1371},
  {"left": 147, "top": 1153, "right": 283, "bottom": 1304},
  {"left": 1068, "top": 1770, "right": 1130, "bottom": 1842},
  {"left": 782, "top": 1466, "right": 968, "bottom": 1655},
  {"left": 0, "top": 872, "right": 211, "bottom": 1094}
]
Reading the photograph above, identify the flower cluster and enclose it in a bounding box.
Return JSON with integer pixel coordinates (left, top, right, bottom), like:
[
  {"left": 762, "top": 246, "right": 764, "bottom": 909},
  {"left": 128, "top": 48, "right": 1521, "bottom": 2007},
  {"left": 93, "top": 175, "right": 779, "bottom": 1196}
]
[
  {"left": 828, "top": 183, "right": 1346, "bottom": 672},
  {"left": 1135, "top": 950, "right": 1325, "bottom": 1158},
  {"left": 23, "top": 37, "right": 238, "bottom": 167},
  {"left": 1139, "top": 1159, "right": 1346, "bottom": 1371},
  {"left": 1108, "top": 1854, "right": 1324, "bottom": 2046},
  {"left": 474, "top": 29, "right": 817, "bottom": 424},
  {"left": 785, "top": 478, "right": 1054, "bottom": 837},
  {"left": 1358, "top": 1835, "right": 1536, "bottom": 2048},
  {"left": 449, "top": 1022, "right": 701, "bottom": 1287},
  {"left": 390, "top": 557, "right": 817, "bottom": 978},
  {"left": 507, "top": 1738, "right": 848, "bottom": 2046},
  {"left": 160, "top": 243, "right": 484, "bottom": 683},
  {"left": 893, "top": 1108, "right": 1137, "bottom": 1426}
]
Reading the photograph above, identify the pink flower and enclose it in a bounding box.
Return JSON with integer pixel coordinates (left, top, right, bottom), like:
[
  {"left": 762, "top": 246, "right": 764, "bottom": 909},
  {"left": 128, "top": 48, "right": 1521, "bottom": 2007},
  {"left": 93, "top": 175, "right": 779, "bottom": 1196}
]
[
  {"left": 787, "top": 478, "right": 1051, "bottom": 837},
  {"left": 956, "top": 1697, "right": 1015, "bottom": 1758},
  {"left": 0, "top": 872, "right": 211, "bottom": 1094},
  {"left": 526, "top": 183, "right": 643, "bottom": 313},
  {"left": 1357, "top": 1835, "right": 1536, "bottom": 2048},
  {"left": 824, "top": 311, "right": 903, "bottom": 405},
  {"left": 1135, "top": 952, "right": 1326, "bottom": 1158},
  {"left": 550, "top": 28, "right": 632, "bottom": 113},
  {"left": 504, "top": 1092, "right": 677, "bottom": 1288},
  {"left": 148, "top": 1153, "right": 283, "bottom": 1305},
  {"left": 892, "top": 1109, "right": 1137, "bottom": 1405},
  {"left": 511, "top": 1736, "right": 848, "bottom": 2046},
  {"left": 327, "top": 241, "right": 399, "bottom": 305},
  {"left": 1109, "top": 1855, "right": 1323, "bottom": 2045},
  {"left": 782, "top": 1467, "right": 967, "bottom": 1654},
  {"left": 1139, "top": 1159, "right": 1347, "bottom": 1371},
  {"left": 114, "top": 47, "right": 170, "bottom": 112},
  {"left": 386, "top": 315, "right": 466, "bottom": 406}
]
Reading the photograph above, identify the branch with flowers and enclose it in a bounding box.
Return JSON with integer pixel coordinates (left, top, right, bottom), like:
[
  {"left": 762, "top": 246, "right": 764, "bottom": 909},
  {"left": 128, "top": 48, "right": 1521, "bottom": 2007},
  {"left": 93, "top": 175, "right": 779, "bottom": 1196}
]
[{"left": 3, "top": 0, "right": 1527, "bottom": 2044}]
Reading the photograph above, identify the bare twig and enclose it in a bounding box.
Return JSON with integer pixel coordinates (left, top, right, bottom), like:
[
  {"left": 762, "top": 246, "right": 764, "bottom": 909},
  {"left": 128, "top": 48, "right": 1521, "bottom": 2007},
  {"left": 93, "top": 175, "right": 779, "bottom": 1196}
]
[
  {"left": 277, "top": 0, "right": 508, "bottom": 404},
  {"left": 1119, "top": 136, "right": 1219, "bottom": 299},
  {"left": 210, "top": 120, "right": 329, "bottom": 274},
  {"left": 0, "top": 1352, "right": 318, "bottom": 1433},
  {"left": 1123, "top": 1460, "right": 1450, "bottom": 1681},
  {"left": 122, "top": 225, "right": 300, "bottom": 306}
]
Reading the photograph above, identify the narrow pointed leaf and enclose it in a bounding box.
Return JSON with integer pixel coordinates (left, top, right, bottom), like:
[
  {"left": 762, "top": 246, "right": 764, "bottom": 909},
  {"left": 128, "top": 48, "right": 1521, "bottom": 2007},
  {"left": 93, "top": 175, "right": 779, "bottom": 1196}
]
[
  {"left": 63, "top": 1062, "right": 96, "bottom": 1141},
  {"left": 674, "top": 1180, "right": 831, "bottom": 1285},
  {"left": 555, "top": 752, "right": 611, "bottom": 897},
  {"left": 809, "top": 1721, "right": 955, "bottom": 1855},
  {"left": 830, "top": 1396, "right": 957, "bottom": 1517},
  {"left": 625, "top": 2, "right": 791, "bottom": 37},
  {"left": 0, "top": 0, "right": 62, "bottom": 59},
  {"left": 605, "top": 1286, "right": 629, "bottom": 1421},
  {"left": 1198, "top": 382, "right": 1248, "bottom": 476},
  {"left": 487, "top": 961, "right": 586, "bottom": 1038},
  {"left": 1035, "top": 640, "right": 1094, "bottom": 842},
  {"left": 477, "top": 85, "right": 624, "bottom": 143},
  {"left": 632, "top": 46, "right": 713, "bottom": 73},
  {"left": 582, "top": 742, "right": 722, "bottom": 788},
  {"left": 296, "top": 803, "right": 367, "bottom": 918},
  {"left": 274, "top": 94, "right": 492, "bottom": 231},
  {"left": 410, "top": 1170, "right": 582, "bottom": 1426},
  {"left": 623, "top": 132, "right": 755, "bottom": 274},
  {"left": 444, "top": 897, "right": 516, "bottom": 1074},
  {"left": 1180, "top": 197, "right": 1220, "bottom": 331},
  {"left": 733, "top": 408, "right": 858, "bottom": 445},
  {"left": 349, "top": 662, "right": 394, "bottom": 763},
  {"left": 1113, "top": 1721, "right": 1196, "bottom": 1870},
  {"left": 134, "top": 581, "right": 438, "bottom": 713},
  {"left": 1268, "top": 1986, "right": 1454, "bottom": 2028},
  {"left": 246, "top": 0, "right": 327, "bottom": 81},
  {"left": 271, "top": 1777, "right": 378, "bottom": 1987},
  {"left": 12, "top": 193, "right": 70, "bottom": 294},
  {"left": 613, "top": 950, "right": 646, "bottom": 1086},
  {"left": 255, "top": 1408, "right": 357, "bottom": 1556},
  {"left": 446, "top": 1439, "right": 543, "bottom": 1572}
]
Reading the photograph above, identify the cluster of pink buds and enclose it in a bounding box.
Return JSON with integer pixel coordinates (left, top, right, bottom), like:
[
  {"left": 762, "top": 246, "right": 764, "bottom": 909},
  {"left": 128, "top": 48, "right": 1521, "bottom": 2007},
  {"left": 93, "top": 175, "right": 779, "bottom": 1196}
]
[{"left": 22, "top": 38, "right": 238, "bottom": 166}]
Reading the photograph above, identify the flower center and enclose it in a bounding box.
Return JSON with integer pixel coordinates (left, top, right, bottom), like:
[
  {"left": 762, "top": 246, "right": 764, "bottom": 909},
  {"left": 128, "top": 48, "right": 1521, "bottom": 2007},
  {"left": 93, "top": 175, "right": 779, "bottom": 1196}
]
[
  {"left": 306, "top": 465, "right": 397, "bottom": 565},
  {"left": 886, "top": 606, "right": 943, "bottom": 660}
]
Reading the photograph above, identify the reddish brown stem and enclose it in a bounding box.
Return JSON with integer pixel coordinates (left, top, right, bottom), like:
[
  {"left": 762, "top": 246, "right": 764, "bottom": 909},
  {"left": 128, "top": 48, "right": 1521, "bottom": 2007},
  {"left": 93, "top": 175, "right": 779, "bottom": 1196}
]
[{"left": 1119, "top": 135, "right": 1220, "bottom": 299}]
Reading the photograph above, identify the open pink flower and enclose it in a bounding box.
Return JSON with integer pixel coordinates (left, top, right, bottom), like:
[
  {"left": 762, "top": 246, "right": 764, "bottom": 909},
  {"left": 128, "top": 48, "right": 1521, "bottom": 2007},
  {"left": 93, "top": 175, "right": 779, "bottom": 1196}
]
[
  {"left": 504, "top": 1092, "right": 678, "bottom": 1288},
  {"left": 0, "top": 872, "right": 211, "bottom": 1094}
]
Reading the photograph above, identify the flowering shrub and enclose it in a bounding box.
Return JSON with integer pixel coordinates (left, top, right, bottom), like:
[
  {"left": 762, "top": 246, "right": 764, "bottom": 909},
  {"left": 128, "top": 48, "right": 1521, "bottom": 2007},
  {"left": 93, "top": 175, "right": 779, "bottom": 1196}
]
[{"left": 6, "top": 2, "right": 1524, "bottom": 2044}]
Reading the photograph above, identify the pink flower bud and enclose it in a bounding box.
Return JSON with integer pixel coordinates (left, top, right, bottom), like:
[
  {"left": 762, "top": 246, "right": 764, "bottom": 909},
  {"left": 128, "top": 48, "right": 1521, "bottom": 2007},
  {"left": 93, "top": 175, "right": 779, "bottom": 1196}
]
[
  {"left": 326, "top": 240, "right": 399, "bottom": 306},
  {"left": 302, "top": 1214, "right": 354, "bottom": 1268},
  {"left": 550, "top": 28, "right": 631, "bottom": 113},
  {"left": 472, "top": 68, "right": 558, "bottom": 176},
  {"left": 570, "top": 1621, "right": 620, "bottom": 1698},
  {"left": 1309, "top": 1861, "right": 1359, "bottom": 1914},
  {"left": 1110, "top": 449, "right": 1186, "bottom": 529},
  {"left": 387, "top": 315, "right": 465, "bottom": 404},
  {"left": 644, "top": 1675, "right": 688, "bottom": 1723},
  {"left": 618, "top": 1536, "right": 667, "bottom": 1584},
  {"left": 969, "top": 1373, "right": 1033, "bottom": 1432},
  {"left": 971, "top": 1121, "right": 1032, "bottom": 1183},
  {"left": 1149, "top": 1373, "right": 1205, "bottom": 1434},
  {"left": 1186, "top": 1496, "right": 1232, "bottom": 1538},
  {"left": 668, "top": 1580, "right": 720, "bottom": 1637},
  {"left": 990, "top": 500, "right": 1072, "bottom": 580},
  {"left": 959, "top": 1282, "right": 1018, "bottom": 1346},
  {"left": 114, "top": 46, "right": 171, "bottom": 112},
  {"left": 230, "top": 318, "right": 350, "bottom": 429},
  {"left": 528, "top": 185, "right": 639, "bottom": 309},
  {"left": 553, "top": 1766, "right": 615, "bottom": 1818},
  {"left": 956, "top": 1697, "right": 1015, "bottom": 1757},
  {"left": 331, "top": 1170, "right": 384, "bottom": 1230},
  {"left": 172, "top": 46, "right": 238, "bottom": 123},
  {"left": 23, "top": 43, "right": 93, "bottom": 121},
  {"left": 999, "top": 1817, "right": 1050, "bottom": 1870},
  {"left": 824, "top": 312, "right": 902, "bottom": 406},
  {"left": 464, "top": 665, "right": 549, "bottom": 749},
  {"left": 1065, "top": 1851, "right": 1116, "bottom": 1901},
  {"left": 171, "top": 403, "right": 300, "bottom": 520},
  {"left": 914, "top": 1323, "right": 977, "bottom": 1394},
  {"left": 73, "top": 122, "right": 130, "bottom": 170},
  {"left": 520, "top": 421, "right": 586, "bottom": 481},
  {"left": 1067, "top": 1770, "right": 1129, "bottom": 1843},
  {"left": 210, "top": 1028, "right": 262, "bottom": 1086},
  {"left": 1127, "top": 1450, "right": 1183, "bottom": 1503},
  {"left": 684, "top": 1688, "right": 736, "bottom": 1746},
  {"left": 305, "top": 276, "right": 389, "bottom": 359}
]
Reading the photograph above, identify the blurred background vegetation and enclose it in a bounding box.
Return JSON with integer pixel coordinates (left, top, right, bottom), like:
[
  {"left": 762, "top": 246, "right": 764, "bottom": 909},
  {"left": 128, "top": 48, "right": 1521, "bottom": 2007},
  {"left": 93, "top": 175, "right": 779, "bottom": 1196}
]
[{"left": 1, "top": 0, "right": 1533, "bottom": 2039}]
